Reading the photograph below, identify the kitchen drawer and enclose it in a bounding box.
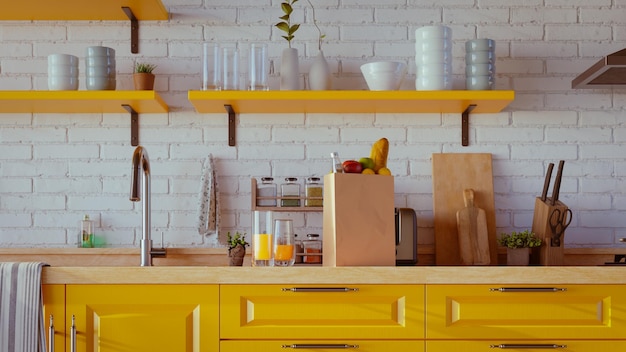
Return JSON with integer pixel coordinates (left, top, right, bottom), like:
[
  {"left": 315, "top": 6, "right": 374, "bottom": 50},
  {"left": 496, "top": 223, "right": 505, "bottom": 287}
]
[
  {"left": 427, "top": 340, "right": 626, "bottom": 351},
  {"left": 426, "top": 284, "right": 626, "bottom": 339},
  {"left": 220, "top": 284, "right": 424, "bottom": 339},
  {"left": 222, "top": 340, "right": 424, "bottom": 352}
]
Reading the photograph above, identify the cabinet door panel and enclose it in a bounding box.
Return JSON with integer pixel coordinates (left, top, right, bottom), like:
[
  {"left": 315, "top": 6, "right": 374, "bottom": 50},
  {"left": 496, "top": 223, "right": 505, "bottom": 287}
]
[
  {"left": 426, "top": 284, "right": 626, "bottom": 339},
  {"left": 427, "top": 340, "right": 626, "bottom": 351},
  {"left": 222, "top": 340, "right": 424, "bottom": 352},
  {"left": 67, "top": 284, "right": 218, "bottom": 352},
  {"left": 221, "top": 284, "right": 424, "bottom": 339},
  {"left": 43, "top": 284, "right": 66, "bottom": 352}
]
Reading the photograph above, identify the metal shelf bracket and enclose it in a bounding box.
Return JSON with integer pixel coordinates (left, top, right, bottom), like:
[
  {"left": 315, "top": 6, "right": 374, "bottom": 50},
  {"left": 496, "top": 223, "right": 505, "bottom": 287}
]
[
  {"left": 461, "top": 104, "right": 477, "bottom": 147},
  {"left": 122, "top": 104, "right": 139, "bottom": 146},
  {"left": 121, "top": 7, "right": 139, "bottom": 54},
  {"left": 225, "top": 104, "right": 236, "bottom": 146}
]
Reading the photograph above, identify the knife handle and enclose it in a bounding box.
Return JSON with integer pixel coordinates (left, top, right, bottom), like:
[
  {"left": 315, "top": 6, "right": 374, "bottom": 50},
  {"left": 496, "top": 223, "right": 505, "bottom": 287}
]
[
  {"left": 541, "top": 163, "right": 554, "bottom": 202},
  {"left": 551, "top": 160, "right": 565, "bottom": 205}
]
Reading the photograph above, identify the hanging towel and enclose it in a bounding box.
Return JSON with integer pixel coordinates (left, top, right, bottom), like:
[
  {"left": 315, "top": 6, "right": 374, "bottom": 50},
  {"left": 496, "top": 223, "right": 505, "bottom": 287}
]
[
  {"left": 0, "top": 262, "right": 48, "bottom": 352},
  {"left": 197, "top": 154, "right": 219, "bottom": 236}
]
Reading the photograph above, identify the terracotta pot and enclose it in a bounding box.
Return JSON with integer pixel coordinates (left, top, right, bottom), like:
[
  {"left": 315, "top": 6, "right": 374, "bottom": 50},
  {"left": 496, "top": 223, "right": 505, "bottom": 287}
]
[
  {"left": 228, "top": 244, "right": 246, "bottom": 266},
  {"left": 506, "top": 247, "right": 530, "bottom": 266},
  {"left": 133, "top": 73, "right": 155, "bottom": 90}
]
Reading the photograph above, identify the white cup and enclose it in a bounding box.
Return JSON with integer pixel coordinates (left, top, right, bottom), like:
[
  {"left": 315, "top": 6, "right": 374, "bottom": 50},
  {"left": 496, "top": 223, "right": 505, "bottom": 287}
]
[
  {"left": 415, "top": 25, "right": 452, "bottom": 39},
  {"left": 417, "top": 63, "right": 452, "bottom": 76},
  {"left": 86, "top": 76, "right": 116, "bottom": 90},
  {"left": 86, "top": 46, "right": 115, "bottom": 57},
  {"left": 84, "top": 57, "right": 116, "bottom": 67},
  {"left": 415, "top": 39, "right": 452, "bottom": 53},
  {"left": 466, "top": 39, "right": 495, "bottom": 52},
  {"left": 466, "top": 75, "right": 494, "bottom": 90},
  {"left": 48, "top": 64, "right": 79, "bottom": 76},
  {"left": 48, "top": 75, "right": 79, "bottom": 90},
  {"left": 85, "top": 66, "right": 115, "bottom": 77},
  {"left": 48, "top": 54, "right": 78, "bottom": 66},
  {"left": 466, "top": 63, "right": 495, "bottom": 76},
  {"left": 465, "top": 51, "right": 495, "bottom": 64},
  {"left": 416, "top": 75, "right": 452, "bottom": 90},
  {"left": 415, "top": 50, "right": 452, "bottom": 65}
]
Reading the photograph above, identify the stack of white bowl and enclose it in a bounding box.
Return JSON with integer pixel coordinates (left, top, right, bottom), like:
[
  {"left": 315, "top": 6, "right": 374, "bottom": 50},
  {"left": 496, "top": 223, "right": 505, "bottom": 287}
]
[
  {"left": 85, "top": 46, "right": 116, "bottom": 90},
  {"left": 48, "top": 54, "right": 79, "bottom": 90},
  {"left": 415, "top": 25, "right": 452, "bottom": 90},
  {"left": 465, "top": 39, "right": 495, "bottom": 90}
]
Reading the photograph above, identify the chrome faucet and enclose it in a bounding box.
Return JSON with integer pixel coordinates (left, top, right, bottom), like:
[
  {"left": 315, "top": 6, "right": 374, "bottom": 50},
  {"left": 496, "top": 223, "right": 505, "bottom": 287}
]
[{"left": 130, "top": 146, "right": 166, "bottom": 266}]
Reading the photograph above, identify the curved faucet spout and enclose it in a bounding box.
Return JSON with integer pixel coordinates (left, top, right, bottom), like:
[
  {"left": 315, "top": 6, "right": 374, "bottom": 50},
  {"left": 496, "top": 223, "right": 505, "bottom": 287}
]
[{"left": 130, "top": 146, "right": 152, "bottom": 266}]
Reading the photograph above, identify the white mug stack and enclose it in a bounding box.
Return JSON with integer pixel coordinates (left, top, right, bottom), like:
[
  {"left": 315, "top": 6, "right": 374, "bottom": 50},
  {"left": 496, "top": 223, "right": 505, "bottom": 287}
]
[
  {"left": 85, "top": 46, "right": 116, "bottom": 90},
  {"left": 415, "top": 25, "right": 452, "bottom": 90},
  {"left": 465, "top": 39, "right": 495, "bottom": 90},
  {"left": 48, "top": 54, "right": 79, "bottom": 90}
]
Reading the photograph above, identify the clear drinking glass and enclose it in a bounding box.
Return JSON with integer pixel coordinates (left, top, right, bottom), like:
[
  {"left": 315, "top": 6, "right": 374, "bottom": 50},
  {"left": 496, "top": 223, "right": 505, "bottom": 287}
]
[
  {"left": 248, "top": 43, "right": 268, "bottom": 90},
  {"left": 202, "top": 43, "right": 221, "bottom": 90},
  {"left": 273, "top": 219, "right": 295, "bottom": 266},
  {"left": 222, "top": 46, "right": 239, "bottom": 90}
]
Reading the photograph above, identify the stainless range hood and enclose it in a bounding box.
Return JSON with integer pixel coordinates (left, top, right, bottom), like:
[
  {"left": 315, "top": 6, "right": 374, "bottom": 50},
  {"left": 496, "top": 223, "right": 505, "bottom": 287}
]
[{"left": 572, "top": 48, "right": 626, "bottom": 89}]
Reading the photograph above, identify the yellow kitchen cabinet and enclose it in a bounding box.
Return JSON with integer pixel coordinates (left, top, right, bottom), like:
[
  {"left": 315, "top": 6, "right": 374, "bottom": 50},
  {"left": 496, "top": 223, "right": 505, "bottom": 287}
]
[
  {"left": 221, "top": 340, "right": 424, "bottom": 352},
  {"left": 66, "top": 284, "right": 219, "bottom": 352},
  {"left": 426, "top": 284, "right": 626, "bottom": 340},
  {"left": 220, "top": 284, "right": 424, "bottom": 339},
  {"left": 427, "top": 340, "right": 626, "bottom": 351},
  {"left": 43, "top": 284, "right": 66, "bottom": 352}
]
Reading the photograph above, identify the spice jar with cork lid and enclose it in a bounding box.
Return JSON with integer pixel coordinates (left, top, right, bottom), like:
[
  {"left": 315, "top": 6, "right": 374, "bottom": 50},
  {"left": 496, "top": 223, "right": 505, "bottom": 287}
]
[
  {"left": 305, "top": 177, "right": 323, "bottom": 207},
  {"left": 303, "top": 233, "right": 322, "bottom": 264}
]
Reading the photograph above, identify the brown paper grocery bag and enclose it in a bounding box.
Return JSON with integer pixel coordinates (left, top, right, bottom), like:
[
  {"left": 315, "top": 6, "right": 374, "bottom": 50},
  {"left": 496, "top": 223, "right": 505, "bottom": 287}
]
[{"left": 323, "top": 173, "right": 396, "bottom": 266}]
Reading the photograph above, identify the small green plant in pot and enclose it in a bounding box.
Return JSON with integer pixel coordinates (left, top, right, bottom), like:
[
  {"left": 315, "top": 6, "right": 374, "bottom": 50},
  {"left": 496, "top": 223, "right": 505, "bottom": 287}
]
[
  {"left": 227, "top": 232, "right": 249, "bottom": 266},
  {"left": 498, "top": 230, "right": 542, "bottom": 265},
  {"left": 133, "top": 62, "right": 157, "bottom": 90}
]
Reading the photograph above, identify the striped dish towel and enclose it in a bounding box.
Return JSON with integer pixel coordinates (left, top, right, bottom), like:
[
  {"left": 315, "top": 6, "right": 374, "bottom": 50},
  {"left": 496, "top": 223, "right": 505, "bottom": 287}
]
[{"left": 0, "top": 262, "right": 48, "bottom": 352}]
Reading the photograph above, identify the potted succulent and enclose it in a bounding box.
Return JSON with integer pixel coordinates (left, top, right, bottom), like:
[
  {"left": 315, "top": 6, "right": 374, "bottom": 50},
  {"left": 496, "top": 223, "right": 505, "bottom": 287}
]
[
  {"left": 227, "top": 231, "right": 249, "bottom": 266},
  {"left": 498, "top": 230, "right": 542, "bottom": 266},
  {"left": 133, "top": 62, "right": 157, "bottom": 90},
  {"left": 276, "top": 0, "right": 301, "bottom": 90},
  {"left": 306, "top": 0, "right": 331, "bottom": 90}
]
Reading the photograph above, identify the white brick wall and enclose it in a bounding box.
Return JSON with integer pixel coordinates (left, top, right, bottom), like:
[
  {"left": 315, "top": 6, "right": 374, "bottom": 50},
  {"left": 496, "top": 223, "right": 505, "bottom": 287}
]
[{"left": 1, "top": 0, "right": 625, "bottom": 249}]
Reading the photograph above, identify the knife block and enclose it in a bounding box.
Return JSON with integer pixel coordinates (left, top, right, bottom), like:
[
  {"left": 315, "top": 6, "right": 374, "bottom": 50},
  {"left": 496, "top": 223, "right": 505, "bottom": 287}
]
[{"left": 531, "top": 197, "right": 569, "bottom": 266}]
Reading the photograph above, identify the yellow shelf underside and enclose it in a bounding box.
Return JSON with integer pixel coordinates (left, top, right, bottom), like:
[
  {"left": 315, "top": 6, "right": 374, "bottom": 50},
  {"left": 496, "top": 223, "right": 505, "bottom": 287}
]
[
  {"left": 188, "top": 90, "right": 515, "bottom": 114},
  {"left": 0, "top": 0, "right": 168, "bottom": 20},
  {"left": 0, "top": 91, "right": 168, "bottom": 113}
]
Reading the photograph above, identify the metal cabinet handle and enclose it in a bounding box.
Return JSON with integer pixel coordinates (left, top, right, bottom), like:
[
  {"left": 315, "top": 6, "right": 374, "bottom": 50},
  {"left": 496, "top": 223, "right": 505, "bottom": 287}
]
[
  {"left": 489, "top": 287, "right": 567, "bottom": 292},
  {"left": 281, "top": 287, "right": 359, "bottom": 292},
  {"left": 282, "top": 344, "right": 359, "bottom": 349},
  {"left": 48, "top": 315, "right": 54, "bottom": 352},
  {"left": 70, "top": 315, "right": 76, "bottom": 352},
  {"left": 490, "top": 344, "right": 566, "bottom": 349}
]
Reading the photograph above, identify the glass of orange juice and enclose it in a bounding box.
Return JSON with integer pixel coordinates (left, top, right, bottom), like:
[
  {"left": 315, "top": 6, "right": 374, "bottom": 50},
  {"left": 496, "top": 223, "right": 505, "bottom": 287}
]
[
  {"left": 252, "top": 210, "right": 274, "bottom": 266},
  {"left": 273, "top": 219, "right": 295, "bottom": 266}
]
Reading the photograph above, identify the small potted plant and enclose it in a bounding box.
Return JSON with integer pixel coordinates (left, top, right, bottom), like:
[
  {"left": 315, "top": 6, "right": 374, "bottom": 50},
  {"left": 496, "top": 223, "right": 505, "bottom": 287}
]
[
  {"left": 498, "top": 230, "right": 542, "bottom": 266},
  {"left": 276, "top": 0, "right": 301, "bottom": 90},
  {"left": 133, "top": 62, "right": 157, "bottom": 90},
  {"left": 227, "top": 231, "right": 249, "bottom": 266}
]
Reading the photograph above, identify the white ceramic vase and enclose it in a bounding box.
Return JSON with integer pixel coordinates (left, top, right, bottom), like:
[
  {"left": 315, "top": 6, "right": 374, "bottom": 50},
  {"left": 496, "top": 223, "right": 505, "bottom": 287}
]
[
  {"left": 280, "top": 47, "right": 300, "bottom": 90},
  {"left": 308, "top": 50, "right": 331, "bottom": 90}
]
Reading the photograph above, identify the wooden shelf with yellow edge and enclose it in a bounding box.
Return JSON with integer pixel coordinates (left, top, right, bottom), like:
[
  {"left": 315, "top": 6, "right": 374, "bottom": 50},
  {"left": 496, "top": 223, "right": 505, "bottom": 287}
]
[
  {"left": 188, "top": 90, "right": 515, "bottom": 146},
  {"left": 0, "top": 90, "right": 168, "bottom": 114},
  {"left": 0, "top": 0, "right": 168, "bottom": 20}
]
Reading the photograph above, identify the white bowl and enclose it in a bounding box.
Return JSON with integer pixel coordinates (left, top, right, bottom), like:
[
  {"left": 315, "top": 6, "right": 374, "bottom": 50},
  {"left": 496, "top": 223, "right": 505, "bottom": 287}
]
[
  {"left": 415, "top": 25, "right": 452, "bottom": 40},
  {"left": 48, "top": 64, "right": 79, "bottom": 76},
  {"left": 360, "top": 61, "right": 407, "bottom": 90},
  {"left": 465, "top": 39, "right": 495, "bottom": 52},
  {"left": 465, "top": 51, "right": 495, "bottom": 64},
  {"left": 415, "top": 50, "right": 452, "bottom": 65},
  {"left": 466, "top": 63, "right": 495, "bottom": 76},
  {"left": 85, "top": 46, "right": 115, "bottom": 57},
  {"left": 85, "top": 66, "right": 116, "bottom": 77},
  {"left": 84, "top": 57, "right": 116, "bottom": 67},
  {"left": 86, "top": 76, "right": 116, "bottom": 90},
  {"left": 416, "top": 75, "right": 452, "bottom": 90},
  {"left": 48, "top": 75, "right": 79, "bottom": 90},
  {"left": 466, "top": 75, "right": 494, "bottom": 90},
  {"left": 48, "top": 54, "right": 79, "bottom": 66},
  {"left": 417, "top": 63, "right": 452, "bottom": 76}
]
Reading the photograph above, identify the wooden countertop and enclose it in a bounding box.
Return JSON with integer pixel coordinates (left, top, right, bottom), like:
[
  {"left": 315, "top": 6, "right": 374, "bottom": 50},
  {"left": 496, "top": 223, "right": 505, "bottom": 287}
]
[{"left": 42, "top": 266, "right": 626, "bottom": 285}]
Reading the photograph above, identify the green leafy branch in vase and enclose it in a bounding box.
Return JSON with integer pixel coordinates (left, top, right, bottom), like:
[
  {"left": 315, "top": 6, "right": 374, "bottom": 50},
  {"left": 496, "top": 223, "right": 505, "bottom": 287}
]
[{"left": 276, "top": 0, "right": 301, "bottom": 48}]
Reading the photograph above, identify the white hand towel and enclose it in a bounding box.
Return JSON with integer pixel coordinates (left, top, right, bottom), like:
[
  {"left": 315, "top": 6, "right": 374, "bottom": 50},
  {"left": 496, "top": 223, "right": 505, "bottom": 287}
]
[{"left": 197, "top": 154, "right": 219, "bottom": 236}]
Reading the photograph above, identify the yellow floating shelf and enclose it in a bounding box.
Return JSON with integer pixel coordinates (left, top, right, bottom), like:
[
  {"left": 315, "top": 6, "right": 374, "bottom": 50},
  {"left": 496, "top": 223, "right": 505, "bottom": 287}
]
[
  {"left": 188, "top": 90, "right": 515, "bottom": 114},
  {"left": 0, "top": 0, "right": 168, "bottom": 20},
  {"left": 0, "top": 91, "right": 168, "bottom": 114}
]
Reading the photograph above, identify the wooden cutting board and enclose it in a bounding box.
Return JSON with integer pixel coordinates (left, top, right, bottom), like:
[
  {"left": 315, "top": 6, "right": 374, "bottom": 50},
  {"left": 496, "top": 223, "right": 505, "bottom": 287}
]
[
  {"left": 432, "top": 153, "right": 497, "bottom": 265},
  {"left": 456, "top": 189, "right": 490, "bottom": 265}
]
